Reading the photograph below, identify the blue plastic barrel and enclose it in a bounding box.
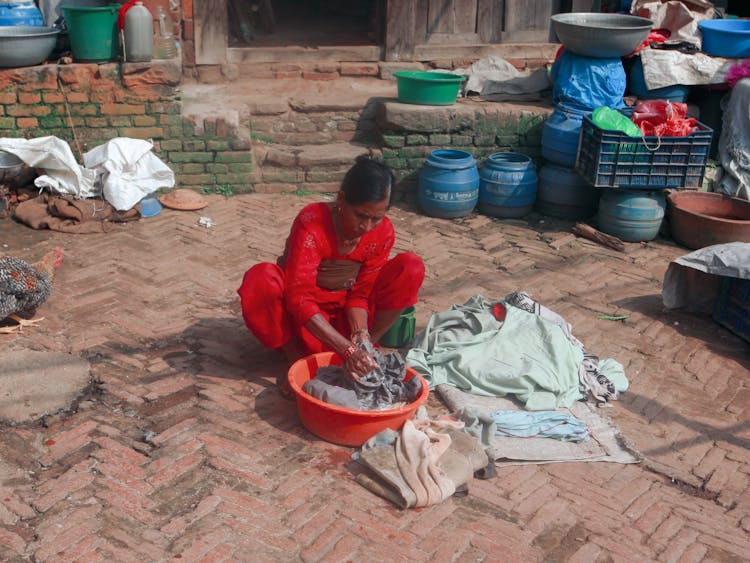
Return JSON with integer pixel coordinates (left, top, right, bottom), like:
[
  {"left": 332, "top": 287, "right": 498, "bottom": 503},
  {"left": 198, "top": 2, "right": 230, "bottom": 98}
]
[
  {"left": 418, "top": 149, "right": 479, "bottom": 218},
  {"left": 628, "top": 56, "right": 689, "bottom": 103},
  {"left": 597, "top": 189, "right": 665, "bottom": 242},
  {"left": 536, "top": 163, "right": 600, "bottom": 220},
  {"left": 541, "top": 103, "right": 589, "bottom": 168},
  {"left": 0, "top": 2, "right": 44, "bottom": 26},
  {"left": 478, "top": 152, "right": 537, "bottom": 218}
]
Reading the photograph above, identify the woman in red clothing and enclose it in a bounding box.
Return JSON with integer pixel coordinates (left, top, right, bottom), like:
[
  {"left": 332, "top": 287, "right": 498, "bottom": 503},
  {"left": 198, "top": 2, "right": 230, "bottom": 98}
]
[{"left": 238, "top": 156, "right": 425, "bottom": 394}]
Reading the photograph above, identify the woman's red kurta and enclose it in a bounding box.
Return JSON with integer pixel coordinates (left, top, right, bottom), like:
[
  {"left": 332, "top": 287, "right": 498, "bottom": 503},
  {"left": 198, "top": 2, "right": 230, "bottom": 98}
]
[{"left": 238, "top": 202, "right": 424, "bottom": 354}]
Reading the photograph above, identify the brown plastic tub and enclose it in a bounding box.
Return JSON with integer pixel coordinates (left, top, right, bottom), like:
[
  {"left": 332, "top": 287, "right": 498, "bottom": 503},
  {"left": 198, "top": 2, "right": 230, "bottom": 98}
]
[{"left": 667, "top": 191, "right": 750, "bottom": 249}]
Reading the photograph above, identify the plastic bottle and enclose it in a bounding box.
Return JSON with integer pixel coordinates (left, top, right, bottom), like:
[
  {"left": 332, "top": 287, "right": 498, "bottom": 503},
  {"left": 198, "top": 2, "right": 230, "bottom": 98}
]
[
  {"left": 592, "top": 106, "right": 642, "bottom": 137},
  {"left": 153, "top": 5, "right": 177, "bottom": 59},
  {"left": 124, "top": 2, "right": 153, "bottom": 62}
]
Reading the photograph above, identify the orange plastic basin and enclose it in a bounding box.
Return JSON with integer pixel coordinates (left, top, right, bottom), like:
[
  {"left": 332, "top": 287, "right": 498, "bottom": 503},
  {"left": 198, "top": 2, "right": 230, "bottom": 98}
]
[{"left": 287, "top": 352, "right": 429, "bottom": 447}]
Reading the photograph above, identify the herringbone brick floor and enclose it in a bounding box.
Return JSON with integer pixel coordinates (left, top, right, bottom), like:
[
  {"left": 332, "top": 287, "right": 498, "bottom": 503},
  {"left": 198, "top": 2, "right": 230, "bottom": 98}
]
[{"left": 1, "top": 193, "right": 748, "bottom": 562}]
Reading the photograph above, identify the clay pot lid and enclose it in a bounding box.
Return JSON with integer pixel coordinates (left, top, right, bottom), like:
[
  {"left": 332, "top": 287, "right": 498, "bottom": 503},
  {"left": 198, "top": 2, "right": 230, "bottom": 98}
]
[{"left": 159, "top": 189, "right": 208, "bottom": 211}]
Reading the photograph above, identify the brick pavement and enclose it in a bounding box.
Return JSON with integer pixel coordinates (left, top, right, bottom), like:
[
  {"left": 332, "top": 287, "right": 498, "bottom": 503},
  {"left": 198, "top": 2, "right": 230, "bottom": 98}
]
[{"left": 1, "top": 193, "right": 749, "bottom": 561}]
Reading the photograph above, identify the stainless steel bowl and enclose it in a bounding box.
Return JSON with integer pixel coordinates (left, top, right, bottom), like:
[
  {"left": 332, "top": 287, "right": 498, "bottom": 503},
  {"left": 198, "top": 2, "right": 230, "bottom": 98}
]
[
  {"left": 0, "top": 150, "right": 34, "bottom": 188},
  {"left": 0, "top": 26, "right": 60, "bottom": 68},
  {"left": 551, "top": 13, "right": 653, "bottom": 58}
]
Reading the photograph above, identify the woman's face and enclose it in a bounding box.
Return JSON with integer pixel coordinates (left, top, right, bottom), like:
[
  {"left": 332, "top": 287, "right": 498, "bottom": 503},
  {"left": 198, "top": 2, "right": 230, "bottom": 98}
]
[{"left": 337, "top": 193, "right": 389, "bottom": 239}]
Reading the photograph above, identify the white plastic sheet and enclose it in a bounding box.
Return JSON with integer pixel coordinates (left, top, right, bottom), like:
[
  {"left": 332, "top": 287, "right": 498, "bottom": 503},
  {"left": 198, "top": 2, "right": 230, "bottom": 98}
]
[
  {"left": 83, "top": 138, "right": 175, "bottom": 211},
  {"left": 640, "top": 49, "right": 734, "bottom": 90},
  {"left": 0, "top": 136, "right": 98, "bottom": 198},
  {"left": 662, "top": 242, "right": 750, "bottom": 313}
]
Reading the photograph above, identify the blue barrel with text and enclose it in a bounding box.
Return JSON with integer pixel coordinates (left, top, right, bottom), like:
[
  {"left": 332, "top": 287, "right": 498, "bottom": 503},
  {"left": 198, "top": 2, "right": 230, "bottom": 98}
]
[
  {"left": 478, "top": 152, "right": 537, "bottom": 218},
  {"left": 0, "top": 2, "right": 44, "bottom": 26},
  {"left": 597, "top": 188, "right": 666, "bottom": 242},
  {"left": 418, "top": 149, "right": 479, "bottom": 219},
  {"left": 536, "top": 163, "right": 600, "bottom": 220},
  {"left": 541, "top": 103, "right": 589, "bottom": 168}
]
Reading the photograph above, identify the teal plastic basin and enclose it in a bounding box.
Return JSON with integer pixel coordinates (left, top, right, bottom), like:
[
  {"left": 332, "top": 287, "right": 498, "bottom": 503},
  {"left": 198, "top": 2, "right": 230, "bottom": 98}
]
[{"left": 394, "top": 71, "right": 465, "bottom": 106}]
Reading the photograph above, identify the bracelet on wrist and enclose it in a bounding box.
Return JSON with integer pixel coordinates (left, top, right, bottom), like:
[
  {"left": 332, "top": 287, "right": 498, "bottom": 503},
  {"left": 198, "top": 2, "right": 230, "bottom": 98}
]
[
  {"left": 351, "top": 328, "right": 370, "bottom": 341},
  {"left": 342, "top": 342, "right": 358, "bottom": 361}
]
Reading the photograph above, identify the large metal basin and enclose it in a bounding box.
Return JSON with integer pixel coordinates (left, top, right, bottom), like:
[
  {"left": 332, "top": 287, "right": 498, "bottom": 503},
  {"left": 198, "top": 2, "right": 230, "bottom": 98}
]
[
  {"left": 0, "top": 26, "right": 59, "bottom": 68},
  {"left": 667, "top": 191, "right": 750, "bottom": 250},
  {"left": 551, "top": 12, "right": 653, "bottom": 58}
]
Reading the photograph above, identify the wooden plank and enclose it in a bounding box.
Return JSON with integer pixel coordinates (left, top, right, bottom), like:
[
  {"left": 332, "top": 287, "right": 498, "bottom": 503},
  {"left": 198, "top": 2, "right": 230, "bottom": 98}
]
[
  {"left": 415, "top": 0, "right": 429, "bottom": 44},
  {"left": 420, "top": 32, "right": 481, "bottom": 45},
  {"left": 477, "top": 0, "right": 500, "bottom": 43},
  {"left": 428, "top": 0, "right": 454, "bottom": 34},
  {"left": 413, "top": 42, "right": 559, "bottom": 61},
  {"left": 195, "top": 0, "right": 227, "bottom": 64},
  {"left": 502, "top": 0, "right": 553, "bottom": 42},
  {"left": 385, "top": 0, "right": 417, "bottom": 61},
  {"left": 227, "top": 45, "right": 383, "bottom": 63},
  {"left": 454, "top": 0, "right": 478, "bottom": 34}
]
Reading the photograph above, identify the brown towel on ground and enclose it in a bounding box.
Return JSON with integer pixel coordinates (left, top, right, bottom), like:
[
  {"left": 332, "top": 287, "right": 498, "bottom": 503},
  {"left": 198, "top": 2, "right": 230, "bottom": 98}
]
[{"left": 14, "top": 194, "right": 140, "bottom": 234}]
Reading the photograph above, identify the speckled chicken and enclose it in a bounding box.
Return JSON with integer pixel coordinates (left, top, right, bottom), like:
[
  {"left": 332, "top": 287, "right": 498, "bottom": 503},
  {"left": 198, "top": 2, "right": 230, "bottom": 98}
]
[{"left": 0, "top": 248, "right": 63, "bottom": 334}]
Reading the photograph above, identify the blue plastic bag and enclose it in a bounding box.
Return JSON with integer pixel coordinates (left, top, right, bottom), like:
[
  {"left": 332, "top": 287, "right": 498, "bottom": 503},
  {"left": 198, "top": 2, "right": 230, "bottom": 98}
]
[{"left": 551, "top": 50, "right": 627, "bottom": 111}]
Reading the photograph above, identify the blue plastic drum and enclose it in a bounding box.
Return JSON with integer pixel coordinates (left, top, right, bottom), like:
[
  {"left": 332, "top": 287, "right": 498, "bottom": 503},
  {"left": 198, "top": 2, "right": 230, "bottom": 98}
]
[
  {"left": 0, "top": 2, "right": 44, "bottom": 26},
  {"left": 541, "top": 104, "right": 589, "bottom": 168},
  {"left": 536, "top": 163, "right": 599, "bottom": 220},
  {"left": 597, "top": 188, "right": 665, "bottom": 242},
  {"left": 478, "top": 152, "right": 537, "bottom": 219},
  {"left": 418, "top": 149, "right": 479, "bottom": 219}
]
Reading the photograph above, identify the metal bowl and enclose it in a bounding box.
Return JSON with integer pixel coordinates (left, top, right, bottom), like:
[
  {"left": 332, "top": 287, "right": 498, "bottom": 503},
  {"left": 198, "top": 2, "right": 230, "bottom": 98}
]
[
  {"left": 0, "top": 26, "right": 60, "bottom": 68},
  {"left": 551, "top": 13, "right": 653, "bottom": 58},
  {"left": 0, "top": 150, "right": 35, "bottom": 188}
]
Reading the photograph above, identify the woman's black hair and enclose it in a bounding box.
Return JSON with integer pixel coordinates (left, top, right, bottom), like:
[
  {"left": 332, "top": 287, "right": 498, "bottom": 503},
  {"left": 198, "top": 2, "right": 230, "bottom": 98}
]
[{"left": 340, "top": 155, "right": 395, "bottom": 207}]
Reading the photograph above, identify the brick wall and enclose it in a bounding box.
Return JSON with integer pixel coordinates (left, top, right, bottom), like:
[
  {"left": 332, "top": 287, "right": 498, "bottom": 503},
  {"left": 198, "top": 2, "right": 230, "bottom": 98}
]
[
  {"left": 374, "top": 101, "right": 551, "bottom": 202},
  {"left": 0, "top": 60, "right": 254, "bottom": 195}
]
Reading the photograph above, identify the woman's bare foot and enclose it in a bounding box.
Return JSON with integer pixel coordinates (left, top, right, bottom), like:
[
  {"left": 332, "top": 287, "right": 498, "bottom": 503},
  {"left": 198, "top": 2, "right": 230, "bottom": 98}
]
[{"left": 276, "top": 373, "right": 294, "bottom": 400}]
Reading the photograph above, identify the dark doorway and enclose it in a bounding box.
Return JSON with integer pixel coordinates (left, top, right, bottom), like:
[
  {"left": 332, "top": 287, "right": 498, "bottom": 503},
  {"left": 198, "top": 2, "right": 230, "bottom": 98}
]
[{"left": 228, "top": 0, "right": 381, "bottom": 47}]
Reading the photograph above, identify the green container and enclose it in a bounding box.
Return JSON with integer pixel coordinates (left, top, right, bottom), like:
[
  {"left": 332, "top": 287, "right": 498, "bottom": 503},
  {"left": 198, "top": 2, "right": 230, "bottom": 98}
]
[
  {"left": 379, "top": 306, "right": 416, "bottom": 348},
  {"left": 394, "top": 71, "right": 465, "bottom": 106},
  {"left": 62, "top": 4, "right": 120, "bottom": 62}
]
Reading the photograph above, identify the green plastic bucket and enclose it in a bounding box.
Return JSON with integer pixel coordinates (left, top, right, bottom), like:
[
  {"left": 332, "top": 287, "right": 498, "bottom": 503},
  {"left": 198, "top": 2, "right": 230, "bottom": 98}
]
[
  {"left": 62, "top": 4, "right": 120, "bottom": 62},
  {"left": 379, "top": 306, "right": 416, "bottom": 348}
]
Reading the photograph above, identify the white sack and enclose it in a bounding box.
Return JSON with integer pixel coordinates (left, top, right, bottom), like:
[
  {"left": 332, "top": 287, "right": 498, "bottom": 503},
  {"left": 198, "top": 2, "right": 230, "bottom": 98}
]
[
  {"left": 0, "top": 136, "right": 98, "bottom": 198},
  {"left": 640, "top": 49, "right": 734, "bottom": 90},
  {"left": 631, "top": 0, "right": 714, "bottom": 46},
  {"left": 662, "top": 242, "right": 750, "bottom": 313},
  {"left": 83, "top": 137, "right": 175, "bottom": 211}
]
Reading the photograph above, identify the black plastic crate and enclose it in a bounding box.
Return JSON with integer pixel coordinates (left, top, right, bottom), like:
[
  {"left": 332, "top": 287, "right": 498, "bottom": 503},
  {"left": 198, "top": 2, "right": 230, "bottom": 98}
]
[
  {"left": 713, "top": 276, "right": 750, "bottom": 344},
  {"left": 576, "top": 114, "right": 713, "bottom": 189}
]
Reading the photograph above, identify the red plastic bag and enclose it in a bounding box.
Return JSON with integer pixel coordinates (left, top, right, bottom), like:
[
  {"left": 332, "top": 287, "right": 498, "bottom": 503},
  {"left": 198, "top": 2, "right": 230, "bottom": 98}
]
[{"left": 631, "top": 100, "right": 696, "bottom": 137}]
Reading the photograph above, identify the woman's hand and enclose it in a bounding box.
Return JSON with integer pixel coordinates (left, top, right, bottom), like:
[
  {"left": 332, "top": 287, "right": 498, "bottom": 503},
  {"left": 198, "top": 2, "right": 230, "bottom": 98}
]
[{"left": 343, "top": 345, "right": 377, "bottom": 379}]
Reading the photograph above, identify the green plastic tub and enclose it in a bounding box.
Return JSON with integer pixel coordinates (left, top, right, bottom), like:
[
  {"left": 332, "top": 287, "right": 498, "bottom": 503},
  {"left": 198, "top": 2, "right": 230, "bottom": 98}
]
[
  {"left": 394, "top": 71, "right": 465, "bottom": 106},
  {"left": 379, "top": 306, "right": 416, "bottom": 348},
  {"left": 62, "top": 4, "right": 120, "bottom": 62}
]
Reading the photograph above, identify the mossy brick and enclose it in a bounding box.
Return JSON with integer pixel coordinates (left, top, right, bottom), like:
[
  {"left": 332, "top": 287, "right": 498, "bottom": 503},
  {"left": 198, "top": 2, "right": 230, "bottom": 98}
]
[
  {"left": 230, "top": 137, "right": 252, "bottom": 150},
  {"left": 207, "top": 140, "right": 230, "bottom": 151},
  {"left": 382, "top": 148, "right": 399, "bottom": 159},
  {"left": 167, "top": 126, "right": 184, "bottom": 138},
  {"left": 42, "top": 91, "right": 64, "bottom": 104},
  {"left": 108, "top": 115, "right": 133, "bottom": 127},
  {"left": 100, "top": 103, "right": 145, "bottom": 115},
  {"left": 0, "top": 117, "right": 15, "bottom": 129},
  {"left": 473, "top": 135, "right": 497, "bottom": 146},
  {"left": 158, "top": 114, "right": 182, "bottom": 127},
  {"left": 180, "top": 163, "right": 207, "bottom": 174},
  {"left": 202, "top": 120, "right": 217, "bottom": 136},
  {"left": 215, "top": 173, "right": 254, "bottom": 184},
  {"left": 159, "top": 139, "right": 182, "bottom": 151},
  {"left": 18, "top": 92, "right": 41, "bottom": 104},
  {"left": 120, "top": 127, "right": 165, "bottom": 139},
  {"left": 305, "top": 169, "right": 348, "bottom": 182},
  {"left": 169, "top": 152, "right": 214, "bottom": 163},
  {"left": 133, "top": 115, "right": 157, "bottom": 127},
  {"left": 262, "top": 170, "right": 303, "bottom": 183},
  {"left": 65, "top": 92, "right": 90, "bottom": 104},
  {"left": 0, "top": 91, "right": 16, "bottom": 104},
  {"left": 30, "top": 105, "right": 52, "bottom": 117},
  {"left": 429, "top": 134, "right": 451, "bottom": 146},
  {"left": 182, "top": 140, "right": 206, "bottom": 151},
  {"left": 399, "top": 146, "right": 429, "bottom": 158},
  {"left": 228, "top": 163, "right": 254, "bottom": 173},
  {"left": 5, "top": 105, "right": 32, "bottom": 117},
  {"left": 85, "top": 117, "right": 109, "bottom": 128},
  {"left": 407, "top": 157, "right": 426, "bottom": 168},
  {"left": 150, "top": 102, "right": 181, "bottom": 114},
  {"left": 517, "top": 114, "right": 546, "bottom": 135},
  {"left": 383, "top": 158, "right": 407, "bottom": 169},
  {"left": 406, "top": 134, "right": 429, "bottom": 146},
  {"left": 70, "top": 104, "right": 99, "bottom": 116},
  {"left": 206, "top": 163, "right": 230, "bottom": 173},
  {"left": 496, "top": 135, "right": 519, "bottom": 146},
  {"left": 215, "top": 151, "right": 252, "bottom": 163},
  {"left": 230, "top": 183, "right": 255, "bottom": 194},
  {"left": 475, "top": 114, "right": 503, "bottom": 136},
  {"left": 178, "top": 173, "right": 215, "bottom": 185},
  {"left": 452, "top": 135, "right": 473, "bottom": 145}
]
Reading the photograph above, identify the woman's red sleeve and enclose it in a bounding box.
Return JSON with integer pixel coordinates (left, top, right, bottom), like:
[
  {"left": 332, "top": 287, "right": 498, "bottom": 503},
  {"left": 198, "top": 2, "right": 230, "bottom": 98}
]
[
  {"left": 345, "top": 219, "right": 395, "bottom": 311},
  {"left": 283, "top": 211, "right": 327, "bottom": 327}
]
